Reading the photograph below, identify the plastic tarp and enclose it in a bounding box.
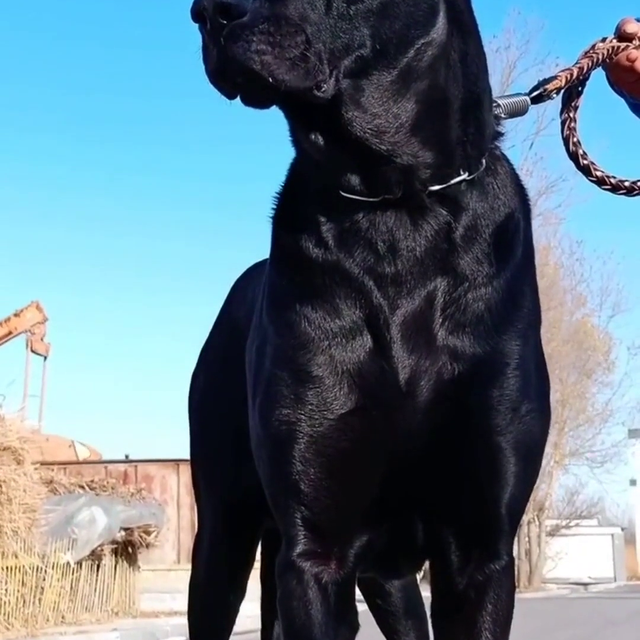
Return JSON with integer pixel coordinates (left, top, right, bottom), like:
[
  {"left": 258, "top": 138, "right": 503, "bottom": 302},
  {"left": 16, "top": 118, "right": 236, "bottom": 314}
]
[{"left": 37, "top": 493, "right": 165, "bottom": 563}]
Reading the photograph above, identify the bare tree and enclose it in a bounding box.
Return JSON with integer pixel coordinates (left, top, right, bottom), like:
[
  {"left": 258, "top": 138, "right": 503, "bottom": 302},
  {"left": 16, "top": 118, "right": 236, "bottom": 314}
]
[
  {"left": 486, "top": 11, "right": 569, "bottom": 225},
  {"left": 486, "top": 10, "right": 638, "bottom": 589}
]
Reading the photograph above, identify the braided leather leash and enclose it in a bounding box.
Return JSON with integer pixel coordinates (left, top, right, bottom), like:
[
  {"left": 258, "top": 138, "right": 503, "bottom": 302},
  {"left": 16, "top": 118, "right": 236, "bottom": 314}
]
[{"left": 493, "top": 36, "right": 640, "bottom": 197}]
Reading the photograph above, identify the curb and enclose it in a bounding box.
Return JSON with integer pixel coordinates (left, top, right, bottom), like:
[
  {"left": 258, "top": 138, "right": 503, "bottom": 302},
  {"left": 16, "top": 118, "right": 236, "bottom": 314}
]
[
  {"left": 20, "top": 618, "right": 261, "bottom": 640},
  {"left": 583, "top": 581, "right": 633, "bottom": 592},
  {"left": 24, "top": 619, "right": 189, "bottom": 640},
  {"left": 517, "top": 587, "right": 575, "bottom": 598}
]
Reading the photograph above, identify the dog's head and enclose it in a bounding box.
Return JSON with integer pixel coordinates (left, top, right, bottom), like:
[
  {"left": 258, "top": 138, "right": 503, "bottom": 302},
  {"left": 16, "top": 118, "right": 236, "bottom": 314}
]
[{"left": 192, "top": 0, "right": 494, "bottom": 183}]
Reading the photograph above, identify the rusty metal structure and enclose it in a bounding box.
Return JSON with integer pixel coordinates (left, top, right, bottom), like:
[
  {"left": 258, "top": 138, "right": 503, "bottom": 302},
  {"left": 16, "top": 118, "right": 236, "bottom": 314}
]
[{"left": 0, "top": 301, "right": 51, "bottom": 428}]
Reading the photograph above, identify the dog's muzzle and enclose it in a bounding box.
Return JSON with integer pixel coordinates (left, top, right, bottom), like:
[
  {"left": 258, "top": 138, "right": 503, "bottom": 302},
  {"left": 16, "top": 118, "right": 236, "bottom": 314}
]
[{"left": 191, "top": 0, "right": 336, "bottom": 107}]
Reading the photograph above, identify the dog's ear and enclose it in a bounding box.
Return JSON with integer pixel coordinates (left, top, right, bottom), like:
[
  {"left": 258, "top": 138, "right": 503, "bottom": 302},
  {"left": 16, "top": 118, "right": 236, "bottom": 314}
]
[
  {"left": 335, "top": 0, "right": 495, "bottom": 169},
  {"left": 327, "top": 0, "right": 446, "bottom": 82}
]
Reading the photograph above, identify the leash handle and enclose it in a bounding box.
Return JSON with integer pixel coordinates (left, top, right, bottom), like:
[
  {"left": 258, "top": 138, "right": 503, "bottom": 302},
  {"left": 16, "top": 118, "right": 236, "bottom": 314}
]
[{"left": 493, "top": 36, "right": 640, "bottom": 197}]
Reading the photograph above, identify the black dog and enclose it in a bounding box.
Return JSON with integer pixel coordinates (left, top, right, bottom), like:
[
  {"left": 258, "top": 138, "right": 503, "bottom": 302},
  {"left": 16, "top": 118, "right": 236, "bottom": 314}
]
[{"left": 188, "top": 0, "right": 551, "bottom": 639}]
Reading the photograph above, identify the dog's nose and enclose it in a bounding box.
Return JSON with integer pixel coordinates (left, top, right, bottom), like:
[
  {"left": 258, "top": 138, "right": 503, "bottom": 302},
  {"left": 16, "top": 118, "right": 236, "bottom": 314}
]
[{"left": 191, "top": 0, "right": 250, "bottom": 28}]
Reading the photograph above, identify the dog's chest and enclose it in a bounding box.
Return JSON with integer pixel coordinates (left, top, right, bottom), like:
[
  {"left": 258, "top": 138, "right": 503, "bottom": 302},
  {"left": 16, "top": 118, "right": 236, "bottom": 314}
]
[{"left": 260, "top": 210, "right": 496, "bottom": 425}]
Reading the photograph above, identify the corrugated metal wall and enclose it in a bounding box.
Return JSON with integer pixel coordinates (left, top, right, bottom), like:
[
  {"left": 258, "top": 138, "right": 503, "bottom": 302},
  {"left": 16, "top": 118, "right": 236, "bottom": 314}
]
[{"left": 43, "top": 458, "right": 195, "bottom": 566}]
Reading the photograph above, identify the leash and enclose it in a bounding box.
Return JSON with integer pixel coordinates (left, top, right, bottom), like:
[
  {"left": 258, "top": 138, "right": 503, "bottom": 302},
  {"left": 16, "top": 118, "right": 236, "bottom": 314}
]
[{"left": 493, "top": 35, "right": 640, "bottom": 197}]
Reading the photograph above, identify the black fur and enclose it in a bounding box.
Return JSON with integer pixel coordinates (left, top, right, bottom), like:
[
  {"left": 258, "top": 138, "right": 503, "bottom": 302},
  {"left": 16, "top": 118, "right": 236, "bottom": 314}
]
[{"left": 188, "top": 0, "right": 551, "bottom": 639}]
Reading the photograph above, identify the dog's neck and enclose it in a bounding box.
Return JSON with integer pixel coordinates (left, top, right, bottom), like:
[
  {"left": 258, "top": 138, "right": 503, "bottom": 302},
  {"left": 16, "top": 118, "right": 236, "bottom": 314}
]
[
  {"left": 285, "top": 114, "right": 493, "bottom": 205},
  {"left": 280, "top": 0, "right": 496, "bottom": 204},
  {"left": 267, "top": 150, "right": 500, "bottom": 293}
]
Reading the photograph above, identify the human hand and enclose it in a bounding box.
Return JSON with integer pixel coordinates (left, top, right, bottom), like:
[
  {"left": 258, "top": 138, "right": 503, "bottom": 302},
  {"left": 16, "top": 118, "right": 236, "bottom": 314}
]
[{"left": 605, "top": 17, "right": 640, "bottom": 100}]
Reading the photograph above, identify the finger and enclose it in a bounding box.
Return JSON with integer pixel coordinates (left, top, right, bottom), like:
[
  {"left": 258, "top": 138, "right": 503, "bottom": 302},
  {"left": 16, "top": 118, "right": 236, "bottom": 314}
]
[
  {"left": 606, "top": 54, "right": 640, "bottom": 87},
  {"left": 607, "top": 50, "right": 638, "bottom": 73},
  {"left": 615, "top": 17, "right": 640, "bottom": 39},
  {"left": 621, "top": 58, "right": 640, "bottom": 80}
]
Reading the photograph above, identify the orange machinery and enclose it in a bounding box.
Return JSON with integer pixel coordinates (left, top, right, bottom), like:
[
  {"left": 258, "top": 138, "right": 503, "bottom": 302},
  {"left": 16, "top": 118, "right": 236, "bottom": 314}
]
[
  {"left": 0, "top": 301, "right": 51, "bottom": 428},
  {"left": 0, "top": 301, "right": 103, "bottom": 461}
]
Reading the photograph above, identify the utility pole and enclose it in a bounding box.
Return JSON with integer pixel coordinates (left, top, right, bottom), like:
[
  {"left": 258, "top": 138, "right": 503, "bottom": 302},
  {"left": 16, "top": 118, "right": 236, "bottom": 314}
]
[{"left": 629, "top": 427, "right": 640, "bottom": 575}]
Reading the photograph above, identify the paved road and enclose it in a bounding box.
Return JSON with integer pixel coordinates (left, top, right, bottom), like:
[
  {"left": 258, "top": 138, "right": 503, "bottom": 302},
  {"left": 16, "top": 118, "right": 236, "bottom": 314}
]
[
  {"left": 509, "top": 587, "right": 640, "bottom": 640},
  {"left": 236, "top": 585, "right": 640, "bottom": 640}
]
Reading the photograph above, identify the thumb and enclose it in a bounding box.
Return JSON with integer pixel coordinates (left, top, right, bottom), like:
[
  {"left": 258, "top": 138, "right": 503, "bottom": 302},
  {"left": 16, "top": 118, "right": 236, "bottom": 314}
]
[{"left": 616, "top": 17, "right": 640, "bottom": 40}]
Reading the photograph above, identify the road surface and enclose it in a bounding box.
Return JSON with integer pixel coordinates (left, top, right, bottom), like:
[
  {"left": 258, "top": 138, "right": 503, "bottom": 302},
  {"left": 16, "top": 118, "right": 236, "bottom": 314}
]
[{"left": 235, "top": 584, "right": 640, "bottom": 640}]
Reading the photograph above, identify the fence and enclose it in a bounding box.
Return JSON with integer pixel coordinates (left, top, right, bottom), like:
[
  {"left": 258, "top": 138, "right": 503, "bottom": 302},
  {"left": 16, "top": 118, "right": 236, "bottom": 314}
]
[{"left": 0, "top": 539, "right": 136, "bottom": 638}]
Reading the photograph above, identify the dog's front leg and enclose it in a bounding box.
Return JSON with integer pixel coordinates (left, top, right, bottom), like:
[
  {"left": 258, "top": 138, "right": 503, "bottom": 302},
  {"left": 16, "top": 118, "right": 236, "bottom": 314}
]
[
  {"left": 426, "top": 359, "right": 549, "bottom": 640},
  {"left": 358, "top": 575, "right": 430, "bottom": 640},
  {"left": 429, "top": 542, "right": 516, "bottom": 640},
  {"left": 260, "top": 526, "right": 281, "bottom": 640},
  {"left": 249, "top": 336, "right": 390, "bottom": 640},
  {"left": 275, "top": 541, "right": 360, "bottom": 640}
]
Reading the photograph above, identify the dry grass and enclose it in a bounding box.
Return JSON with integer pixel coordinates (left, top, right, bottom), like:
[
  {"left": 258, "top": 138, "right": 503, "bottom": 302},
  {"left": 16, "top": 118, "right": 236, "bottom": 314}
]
[
  {"left": 0, "top": 413, "right": 47, "bottom": 551},
  {"left": 0, "top": 538, "right": 137, "bottom": 638},
  {"left": 1, "top": 412, "right": 160, "bottom": 562},
  {"left": 39, "top": 469, "right": 149, "bottom": 501},
  {"left": 0, "top": 412, "right": 157, "bottom": 634}
]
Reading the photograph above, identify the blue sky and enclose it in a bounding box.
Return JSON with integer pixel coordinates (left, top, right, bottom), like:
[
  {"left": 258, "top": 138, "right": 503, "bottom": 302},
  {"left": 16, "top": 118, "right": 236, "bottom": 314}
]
[{"left": 1, "top": 1, "right": 639, "bottom": 477}]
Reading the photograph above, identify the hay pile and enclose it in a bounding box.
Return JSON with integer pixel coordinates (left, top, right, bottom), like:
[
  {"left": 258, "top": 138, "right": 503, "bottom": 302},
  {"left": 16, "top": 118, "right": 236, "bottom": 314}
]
[
  {"left": 0, "top": 413, "right": 150, "bottom": 634},
  {"left": 0, "top": 413, "right": 161, "bottom": 562},
  {"left": 0, "top": 412, "right": 47, "bottom": 550},
  {"left": 40, "top": 471, "right": 148, "bottom": 500}
]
